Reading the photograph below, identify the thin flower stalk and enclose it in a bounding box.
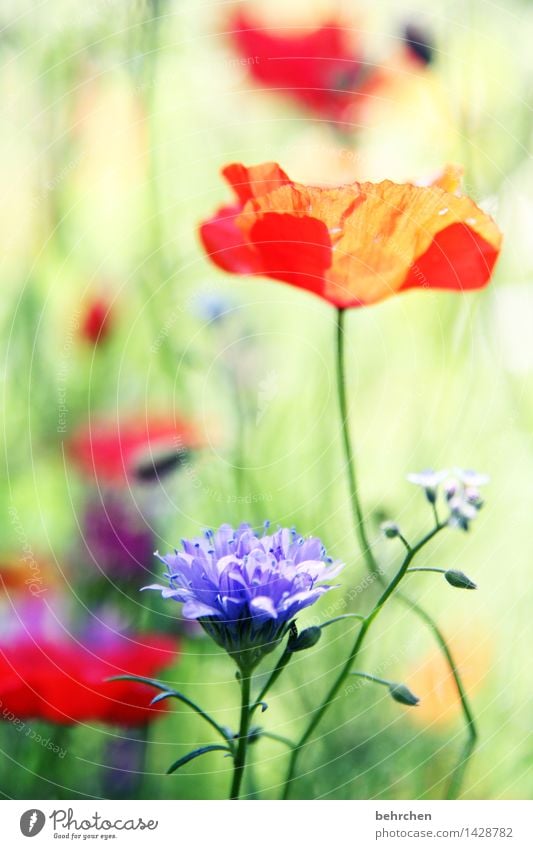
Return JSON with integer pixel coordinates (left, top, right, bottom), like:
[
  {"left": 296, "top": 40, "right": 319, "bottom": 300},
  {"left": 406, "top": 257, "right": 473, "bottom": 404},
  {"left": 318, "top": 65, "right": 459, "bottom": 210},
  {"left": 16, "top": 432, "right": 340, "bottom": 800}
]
[{"left": 282, "top": 521, "right": 445, "bottom": 798}]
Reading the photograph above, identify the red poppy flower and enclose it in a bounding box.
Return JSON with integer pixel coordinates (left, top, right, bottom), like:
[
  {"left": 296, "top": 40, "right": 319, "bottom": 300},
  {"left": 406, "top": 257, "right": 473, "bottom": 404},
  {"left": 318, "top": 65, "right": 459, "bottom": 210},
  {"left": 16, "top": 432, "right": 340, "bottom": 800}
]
[
  {"left": 229, "top": 12, "right": 378, "bottom": 122},
  {"left": 0, "top": 612, "right": 178, "bottom": 726},
  {"left": 199, "top": 162, "right": 502, "bottom": 308},
  {"left": 80, "top": 298, "right": 113, "bottom": 346},
  {"left": 66, "top": 415, "right": 202, "bottom": 485}
]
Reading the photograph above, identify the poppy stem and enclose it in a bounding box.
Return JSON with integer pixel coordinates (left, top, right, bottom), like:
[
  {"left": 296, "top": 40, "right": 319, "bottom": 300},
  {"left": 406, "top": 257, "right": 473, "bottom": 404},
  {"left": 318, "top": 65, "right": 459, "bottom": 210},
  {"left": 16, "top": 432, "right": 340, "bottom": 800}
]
[
  {"left": 229, "top": 672, "right": 252, "bottom": 800},
  {"left": 335, "top": 308, "right": 380, "bottom": 578},
  {"left": 334, "top": 306, "right": 478, "bottom": 801},
  {"left": 281, "top": 307, "right": 477, "bottom": 800}
]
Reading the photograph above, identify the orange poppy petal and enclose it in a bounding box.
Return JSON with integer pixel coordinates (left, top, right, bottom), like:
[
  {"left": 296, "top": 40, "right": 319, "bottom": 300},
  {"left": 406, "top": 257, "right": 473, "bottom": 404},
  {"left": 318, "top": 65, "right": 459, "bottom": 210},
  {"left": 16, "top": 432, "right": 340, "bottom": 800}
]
[
  {"left": 431, "top": 164, "right": 464, "bottom": 194},
  {"left": 200, "top": 162, "right": 502, "bottom": 308},
  {"left": 223, "top": 162, "right": 291, "bottom": 204},
  {"left": 326, "top": 180, "right": 502, "bottom": 306},
  {"left": 238, "top": 182, "right": 362, "bottom": 234}
]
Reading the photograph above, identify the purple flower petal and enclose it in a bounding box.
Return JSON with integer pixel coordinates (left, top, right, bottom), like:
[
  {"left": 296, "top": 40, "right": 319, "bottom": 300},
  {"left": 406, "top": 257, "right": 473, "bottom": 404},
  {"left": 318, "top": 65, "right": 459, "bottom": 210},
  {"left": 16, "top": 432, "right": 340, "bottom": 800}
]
[
  {"left": 182, "top": 600, "right": 222, "bottom": 619},
  {"left": 250, "top": 596, "right": 278, "bottom": 620},
  {"left": 144, "top": 522, "right": 344, "bottom": 669}
]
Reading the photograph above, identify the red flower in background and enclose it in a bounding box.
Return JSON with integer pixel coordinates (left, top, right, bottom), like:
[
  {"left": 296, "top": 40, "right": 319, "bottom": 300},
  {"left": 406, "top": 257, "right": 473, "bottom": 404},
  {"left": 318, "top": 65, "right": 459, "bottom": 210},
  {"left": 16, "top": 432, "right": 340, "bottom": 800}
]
[
  {"left": 229, "top": 12, "right": 372, "bottom": 121},
  {"left": 199, "top": 162, "right": 502, "bottom": 308},
  {"left": 66, "top": 415, "right": 202, "bottom": 485},
  {"left": 228, "top": 13, "right": 432, "bottom": 124},
  {"left": 0, "top": 606, "right": 178, "bottom": 726},
  {"left": 80, "top": 298, "right": 113, "bottom": 346}
]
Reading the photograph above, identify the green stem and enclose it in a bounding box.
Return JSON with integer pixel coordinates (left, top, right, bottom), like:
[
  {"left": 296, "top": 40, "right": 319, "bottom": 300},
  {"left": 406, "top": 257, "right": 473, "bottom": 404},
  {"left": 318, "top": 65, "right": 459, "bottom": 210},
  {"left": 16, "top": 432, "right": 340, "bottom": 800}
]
[
  {"left": 252, "top": 645, "right": 292, "bottom": 714},
  {"left": 228, "top": 363, "right": 247, "bottom": 500},
  {"left": 138, "top": 0, "right": 184, "bottom": 386},
  {"left": 320, "top": 613, "right": 365, "bottom": 629},
  {"left": 144, "top": 0, "right": 165, "bottom": 269},
  {"left": 230, "top": 673, "right": 252, "bottom": 800},
  {"left": 407, "top": 567, "right": 447, "bottom": 575},
  {"left": 259, "top": 732, "right": 296, "bottom": 749},
  {"left": 350, "top": 671, "right": 392, "bottom": 687},
  {"left": 398, "top": 593, "right": 478, "bottom": 799},
  {"left": 281, "top": 620, "right": 366, "bottom": 801},
  {"left": 332, "top": 305, "right": 479, "bottom": 801},
  {"left": 335, "top": 308, "right": 380, "bottom": 577},
  {"left": 398, "top": 533, "right": 411, "bottom": 552},
  {"left": 282, "top": 523, "right": 444, "bottom": 799}
]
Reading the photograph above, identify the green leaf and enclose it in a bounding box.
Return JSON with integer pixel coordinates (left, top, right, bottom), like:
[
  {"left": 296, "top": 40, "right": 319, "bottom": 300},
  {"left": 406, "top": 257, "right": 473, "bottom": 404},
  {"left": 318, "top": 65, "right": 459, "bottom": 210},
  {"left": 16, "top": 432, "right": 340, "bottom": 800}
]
[
  {"left": 150, "top": 691, "right": 177, "bottom": 706},
  {"left": 106, "top": 674, "right": 172, "bottom": 692},
  {"left": 108, "top": 676, "right": 232, "bottom": 747},
  {"left": 166, "top": 745, "right": 231, "bottom": 775},
  {"left": 146, "top": 688, "right": 233, "bottom": 747}
]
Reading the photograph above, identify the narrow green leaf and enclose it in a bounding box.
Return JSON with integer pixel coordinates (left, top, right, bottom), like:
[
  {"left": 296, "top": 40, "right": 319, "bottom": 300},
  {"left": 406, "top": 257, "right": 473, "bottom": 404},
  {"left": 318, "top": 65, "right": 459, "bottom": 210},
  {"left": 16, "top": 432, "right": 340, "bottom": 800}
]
[
  {"left": 150, "top": 691, "right": 176, "bottom": 706},
  {"left": 106, "top": 674, "right": 171, "bottom": 693},
  {"left": 166, "top": 745, "right": 231, "bottom": 775},
  {"left": 109, "top": 677, "right": 233, "bottom": 748}
]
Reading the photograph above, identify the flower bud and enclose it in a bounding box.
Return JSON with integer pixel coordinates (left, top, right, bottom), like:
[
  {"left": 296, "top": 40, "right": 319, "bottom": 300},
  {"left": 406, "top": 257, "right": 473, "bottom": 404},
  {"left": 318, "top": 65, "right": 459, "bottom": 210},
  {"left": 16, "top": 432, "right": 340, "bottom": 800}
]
[
  {"left": 465, "top": 487, "right": 484, "bottom": 510},
  {"left": 448, "top": 496, "right": 478, "bottom": 531},
  {"left": 444, "top": 569, "right": 477, "bottom": 590},
  {"left": 443, "top": 480, "right": 458, "bottom": 501},
  {"left": 424, "top": 487, "right": 437, "bottom": 505},
  {"left": 247, "top": 726, "right": 263, "bottom": 745},
  {"left": 288, "top": 626, "right": 322, "bottom": 652},
  {"left": 381, "top": 521, "right": 400, "bottom": 539},
  {"left": 388, "top": 683, "right": 420, "bottom": 706}
]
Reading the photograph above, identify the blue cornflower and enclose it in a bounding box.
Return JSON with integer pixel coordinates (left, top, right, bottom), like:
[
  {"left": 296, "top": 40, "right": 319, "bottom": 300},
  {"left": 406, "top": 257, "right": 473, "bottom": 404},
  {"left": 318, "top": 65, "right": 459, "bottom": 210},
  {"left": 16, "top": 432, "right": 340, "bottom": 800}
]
[
  {"left": 191, "top": 291, "right": 235, "bottom": 324},
  {"left": 144, "top": 523, "right": 344, "bottom": 671}
]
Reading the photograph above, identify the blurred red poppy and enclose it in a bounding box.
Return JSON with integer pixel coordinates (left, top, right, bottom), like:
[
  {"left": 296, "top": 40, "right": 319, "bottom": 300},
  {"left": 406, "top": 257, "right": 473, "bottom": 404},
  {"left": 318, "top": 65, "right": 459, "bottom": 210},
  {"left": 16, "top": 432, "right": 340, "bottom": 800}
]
[
  {"left": 80, "top": 298, "right": 113, "bottom": 346},
  {"left": 199, "top": 162, "right": 502, "bottom": 308},
  {"left": 229, "top": 13, "right": 431, "bottom": 124},
  {"left": 0, "top": 613, "right": 178, "bottom": 726},
  {"left": 66, "top": 416, "right": 202, "bottom": 485},
  {"left": 229, "top": 12, "right": 378, "bottom": 122}
]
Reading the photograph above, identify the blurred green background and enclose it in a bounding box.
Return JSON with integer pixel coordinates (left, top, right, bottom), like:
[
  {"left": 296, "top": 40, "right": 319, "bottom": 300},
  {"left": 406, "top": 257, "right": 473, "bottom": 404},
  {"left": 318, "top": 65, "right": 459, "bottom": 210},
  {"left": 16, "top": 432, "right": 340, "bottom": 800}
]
[{"left": 0, "top": 0, "right": 532, "bottom": 800}]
